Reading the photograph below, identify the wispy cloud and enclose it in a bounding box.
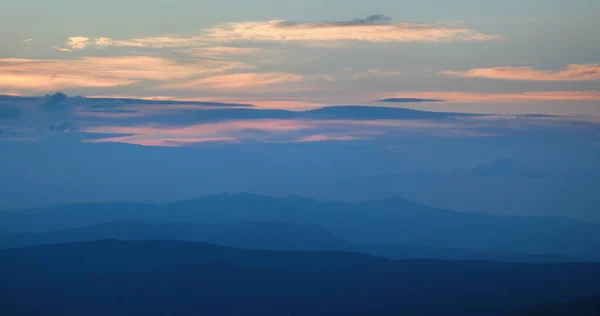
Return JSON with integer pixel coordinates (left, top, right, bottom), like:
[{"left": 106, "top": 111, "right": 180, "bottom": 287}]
[
  {"left": 22, "top": 39, "right": 33, "bottom": 44},
  {"left": 296, "top": 134, "right": 363, "bottom": 142},
  {"left": 61, "top": 16, "right": 498, "bottom": 50},
  {"left": 82, "top": 116, "right": 494, "bottom": 147},
  {"left": 84, "top": 119, "right": 315, "bottom": 146},
  {"left": 53, "top": 46, "right": 73, "bottom": 52},
  {"left": 161, "top": 72, "right": 305, "bottom": 89},
  {"left": 380, "top": 91, "right": 600, "bottom": 103},
  {"left": 177, "top": 46, "right": 266, "bottom": 59},
  {"left": 86, "top": 135, "right": 237, "bottom": 147},
  {"left": 85, "top": 119, "right": 314, "bottom": 136},
  {"left": 351, "top": 69, "right": 404, "bottom": 79},
  {"left": 377, "top": 97, "right": 443, "bottom": 103},
  {"left": 208, "top": 16, "right": 499, "bottom": 43},
  {"left": 63, "top": 35, "right": 210, "bottom": 50},
  {"left": 442, "top": 64, "right": 600, "bottom": 81},
  {"left": 0, "top": 57, "right": 250, "bottom": 91}
]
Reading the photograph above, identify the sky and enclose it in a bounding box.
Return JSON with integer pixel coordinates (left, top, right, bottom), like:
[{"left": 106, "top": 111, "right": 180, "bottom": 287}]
[
  {"left": 1, "top": 0, "right": 600, "bottom": 216},
  {"left": 1, "top": 0, "right": 599, "bottom": 114}
]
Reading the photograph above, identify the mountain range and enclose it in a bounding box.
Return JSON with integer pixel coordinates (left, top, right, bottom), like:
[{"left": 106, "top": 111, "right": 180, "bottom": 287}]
[
  {"left": 2, "top": 193, "right": 599, "bottom": 260},
  {"left": 2, "top": 240, "right": 599, "bottom": 316},
  {"left": 0, "top": 219, "right": 578, "bottom": 263}
]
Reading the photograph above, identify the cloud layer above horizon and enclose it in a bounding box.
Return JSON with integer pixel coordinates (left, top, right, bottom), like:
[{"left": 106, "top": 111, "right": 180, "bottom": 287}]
[
  {"left": 1, "top": 93, "right": 599, "bottom": 148},
  {"left": 1, "top": 4, "right": 598, "bottom": 116}
]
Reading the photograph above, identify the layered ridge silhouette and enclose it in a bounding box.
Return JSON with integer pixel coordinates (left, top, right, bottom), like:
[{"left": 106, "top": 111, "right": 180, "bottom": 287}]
[{"left": 2, "top": 240, "right": 600, "bottom": 316}]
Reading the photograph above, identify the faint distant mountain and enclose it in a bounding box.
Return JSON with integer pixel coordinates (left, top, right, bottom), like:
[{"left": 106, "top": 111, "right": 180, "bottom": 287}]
[
  {"left": 1, "top": 194, "right": 599, "bottom": 260},
  {"left": 1, "top": 240, "right": 599, "bottom": 316},
  {"left": 0, "top": 220, "right": 345, "bottom": 251},
  {"left": 301, "top": 105, "right": 471, "bottom": 120},
  {"left": 509, "top": 295, "right": 600, "bottom": 316},
  {"left": 0, "top": 220, "right": 578, "bottom": 263},
  {"left": 351, "top": 243, "right": 578, "bottom": 263},
  {"left": 456, "top": 159, "right": 552, "bottom": 178}
]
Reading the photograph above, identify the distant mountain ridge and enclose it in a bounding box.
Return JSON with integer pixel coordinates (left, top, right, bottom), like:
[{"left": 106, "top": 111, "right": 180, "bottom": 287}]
[
  {"left": 0, "top": 220, "right": 578, "bottom": 263},
  {"left": 0, "top": 220, "right": 344, "bottom": 252},
  {"left": 1, "top": 193, "right": 599, "bottom": 260},
  {"left": 455, "top": 158, "right": 552, "bottom": 178}
]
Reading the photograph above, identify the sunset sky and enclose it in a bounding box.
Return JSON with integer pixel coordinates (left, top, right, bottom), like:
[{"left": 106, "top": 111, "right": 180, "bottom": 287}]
[
  {"left": 2, "top": 0, "right": 599, "bottom": 115},
  {"left": 1, "top": 0, "right": 600, "bottom": 219}
]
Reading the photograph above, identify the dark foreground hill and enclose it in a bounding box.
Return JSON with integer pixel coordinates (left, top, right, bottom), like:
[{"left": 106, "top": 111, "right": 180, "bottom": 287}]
[
  {"left": 509, "top": 295, "right": 600, "bottom": 315},
  {"left": 1, "top": 240, "right": 600, "bottom": 316},
  {"left": 1, "top": 194, "right": 599, "bottom": 260},
  {"left": 0, "top": 220, "right": 578, "bottom": 263}
]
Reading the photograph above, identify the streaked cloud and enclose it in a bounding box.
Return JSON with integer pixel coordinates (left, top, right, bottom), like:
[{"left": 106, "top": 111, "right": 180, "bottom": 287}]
[
  {"left": 5, "top": 92, "right": 593, "bottom": 148},
  {"left": 22, "top": 39, "right": 33, "bottom": 44},
  {"left": 351, "top": 69, "right": 404, "bottom": 79},
  {"left": 442, "top": 64, "right": 600, "bottom": 81},
  {"left": 84, "top": 119, "right": 315, "bottom": 146},
  {"left": 86, "top": 119, "right": 314, "bottom": 136},
  {"left": 54, "top": 46, "right": 73, "bottom": 53},
  {"left": 296, "top": 134, "right": 363, "bottom": 142},
  {"left": 65, "top": 35, "right": 211, "bottom": 50},
  {"left": 86, "top": 135, "right": 237, "bottom": 147},
  {"left": 380, "top": 91, "right": 600, "bottom": 103},
  {"left": 82, "top": 115, "right": 495, "bottom": 147},
  {"left": 161, "top": 72, "right": 305, "bottom": 89},
  {"left": 62, "top": 16, "right": 498, "bottom": 51},
  {"left": 208, "top": 16, "right": 499, "bottom": 43},
  {"left": 237, "top": 100, "right": 328, "bottom": 110},
  {"left": 0, "top": 57, "right": 250, "bottom": 92},
  {"left": 177, "top": 46, "right": 266, "bottom": 59},
  {"left": 377, "top": 97, "right": 443, "bottom": 103}
]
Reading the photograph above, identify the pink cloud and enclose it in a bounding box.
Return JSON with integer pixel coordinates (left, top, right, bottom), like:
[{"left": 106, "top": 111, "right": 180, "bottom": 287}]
[
  {"left": 297, "top": 134, "right": 363, "bottom": 142},
  {"left": 86, "top": 136, "right": 237, "bottom": 147},
  {"left": 91, "top": 119, "right": 313, "bottom": 135},
  {"left": 83, "top": 117, "right": 501, "bottom": 147},
  {"left": 442, "top": 64, "right": 600, "bottom": 81},
  {"left": 85, "top": 119, "right": 314, "bottom": 147},
  {"left": 380, "top": 91, "right": 600, "bottom": 104}
]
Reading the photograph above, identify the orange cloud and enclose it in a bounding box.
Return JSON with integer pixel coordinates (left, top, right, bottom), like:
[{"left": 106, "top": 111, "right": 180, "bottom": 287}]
[
  {"left": 442, "top": 64, "right": 600, "bottom": 81},
  {"left": 63, "top": 17, "right": 498, "bottom": 50},
  {"left": 161, "top": 72, "right": 305, "bottom": 89},
  {"left": 177, "top": 46, "right": 266, "bottom": 59},
  {"left": 208, "top": 19, "right": 499, "bottom": 43},
  {"left": 64, "top": 36, "right": 209, "bottom": 50},
  {"left": 0, "top": 57, "right": 250, "bottom": 92},
  {"left": 65, "top": 37, "right": 92, "bottom": 49},
  {"left": 380, "top": 91, "right": 600, "bottom": 103}
]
